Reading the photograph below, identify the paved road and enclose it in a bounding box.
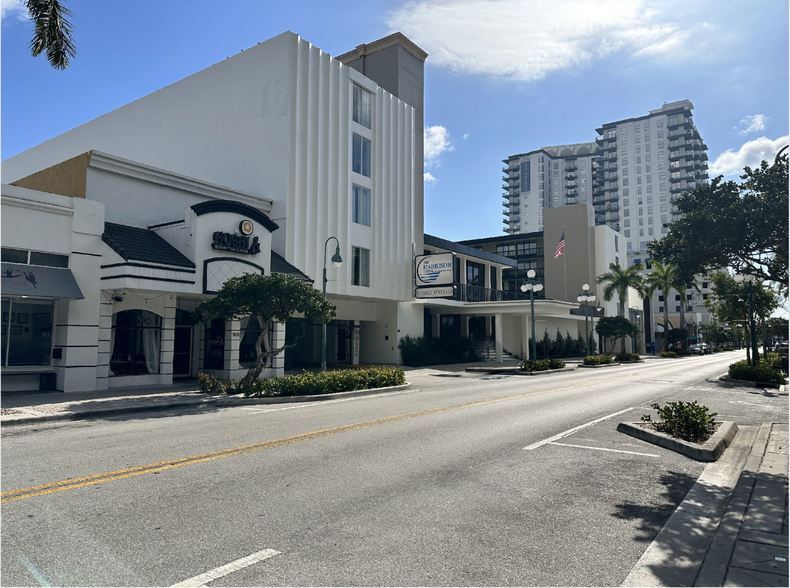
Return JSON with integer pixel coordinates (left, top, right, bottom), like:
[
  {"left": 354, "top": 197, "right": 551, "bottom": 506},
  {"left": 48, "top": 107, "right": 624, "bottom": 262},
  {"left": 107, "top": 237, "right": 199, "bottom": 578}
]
[{"left": 1, "top": 352, "right": 785, "bottom": 586}]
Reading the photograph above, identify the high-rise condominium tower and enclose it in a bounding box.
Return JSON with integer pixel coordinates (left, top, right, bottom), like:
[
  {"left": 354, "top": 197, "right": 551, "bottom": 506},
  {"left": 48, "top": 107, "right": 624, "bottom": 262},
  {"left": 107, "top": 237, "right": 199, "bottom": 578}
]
[{"left": 502, "top": 100, "right": 709, "bottom": 257}]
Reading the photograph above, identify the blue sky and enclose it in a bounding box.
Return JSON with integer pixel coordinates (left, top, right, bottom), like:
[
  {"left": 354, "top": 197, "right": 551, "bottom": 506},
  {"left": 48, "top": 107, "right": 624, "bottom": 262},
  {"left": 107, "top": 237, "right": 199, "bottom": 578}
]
[{"left": 2, "top": 0, "right": 788, "bottom": 243}]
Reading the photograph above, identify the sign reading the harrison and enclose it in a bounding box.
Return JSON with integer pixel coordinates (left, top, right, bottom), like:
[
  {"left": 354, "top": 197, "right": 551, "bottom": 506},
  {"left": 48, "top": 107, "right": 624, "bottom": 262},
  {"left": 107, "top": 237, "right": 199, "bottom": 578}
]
[
  {"left": 415, "top": 286, "right": 455, "bottom": 299},
  {"left": 415, "top": 253, "right": 455, "bottom": 286}
]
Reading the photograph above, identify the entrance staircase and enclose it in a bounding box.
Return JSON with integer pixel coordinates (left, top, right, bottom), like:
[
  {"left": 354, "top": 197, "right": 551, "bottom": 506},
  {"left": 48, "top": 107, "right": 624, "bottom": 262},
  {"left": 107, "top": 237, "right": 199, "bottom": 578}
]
[{"left": 473, "top": 340, "right": 520, "bottom": 362}]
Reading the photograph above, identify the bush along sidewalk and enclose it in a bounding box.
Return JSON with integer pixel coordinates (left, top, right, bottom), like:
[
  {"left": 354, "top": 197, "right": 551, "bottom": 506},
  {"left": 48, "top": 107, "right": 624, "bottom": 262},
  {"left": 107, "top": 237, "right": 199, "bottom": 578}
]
[
  {"left": 197, "top": 367, "right": 406, "bottom": 398},
  {"left": 641, "top": 400, "right": 717, "bottom": 443},
  {"left": 582, "top": 354, "right": 614, "bottom": 366},
  {"left": 521, "top": 358, "right": 566, "bottom": 372},
  {"left": 728, "top": 352, "right": 787, "bottom": 385}
]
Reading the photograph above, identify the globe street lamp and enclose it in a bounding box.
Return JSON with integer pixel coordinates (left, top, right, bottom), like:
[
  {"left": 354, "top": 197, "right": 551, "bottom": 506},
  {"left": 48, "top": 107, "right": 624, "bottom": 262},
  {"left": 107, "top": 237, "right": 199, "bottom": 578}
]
[
  {"left": 520, "top": 270, "right": 544, "bottom": 360},
  {"left": 576, "top": 284, "right": 595, "bottom": 356},
  {"left": 734, "top": 273, "right": 758, "bottom": 366},
  {"left": 321, "top": 237, "right": 343, "bottom": 372}
]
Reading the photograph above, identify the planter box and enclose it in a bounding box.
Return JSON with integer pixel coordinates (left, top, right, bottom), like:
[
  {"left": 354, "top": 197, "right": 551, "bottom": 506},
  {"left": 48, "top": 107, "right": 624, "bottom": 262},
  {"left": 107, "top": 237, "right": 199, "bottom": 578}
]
[{"left": 616, "top": 421, "right": 738, "bottom": 461}]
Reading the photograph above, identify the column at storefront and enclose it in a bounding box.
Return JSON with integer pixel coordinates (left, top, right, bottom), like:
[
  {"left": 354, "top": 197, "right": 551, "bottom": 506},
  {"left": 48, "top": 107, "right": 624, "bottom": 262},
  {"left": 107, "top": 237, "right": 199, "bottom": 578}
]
[
  {"left": 159, "top": 298, "right": 176, "bottom": 384},
  {"left": 97, "top": 295, "right": 113, "bottom": 390}
]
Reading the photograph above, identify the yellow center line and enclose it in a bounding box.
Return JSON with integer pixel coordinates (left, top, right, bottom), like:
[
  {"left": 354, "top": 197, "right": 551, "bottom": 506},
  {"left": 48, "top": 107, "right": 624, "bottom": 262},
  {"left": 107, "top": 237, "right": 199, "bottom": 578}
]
[{"left": 2, "top": 373, "right": 632, "bottom": 503}]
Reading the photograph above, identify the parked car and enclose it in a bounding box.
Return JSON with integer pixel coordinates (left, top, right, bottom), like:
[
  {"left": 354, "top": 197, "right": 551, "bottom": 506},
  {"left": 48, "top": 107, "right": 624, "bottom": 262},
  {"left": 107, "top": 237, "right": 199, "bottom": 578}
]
[
  {"left": 688, "top": 344, "right": 702, "bottom": 355},
  {"left": 699, "top": 343, "right": 711, "bottom": 354}
]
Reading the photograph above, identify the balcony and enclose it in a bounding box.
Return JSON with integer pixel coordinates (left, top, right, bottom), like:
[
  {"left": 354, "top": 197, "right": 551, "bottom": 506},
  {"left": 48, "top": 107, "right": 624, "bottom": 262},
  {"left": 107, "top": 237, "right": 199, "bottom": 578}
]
[
  {"left": 605, "top": 173, "right": 619, "bottom": 182},
  {"left": 668, "top": 128, "right": 693, "bottom": 139},
  {"left": 565, "top": 173, "right": 577, "bottom": 181},
  {"left": 667, "top": 117, "right": 692, "bottom": 130},
  {"left": 565, "top": 163, "right": 578, "bottom": 172},
  {"left": 604, "top": 182, "right": 619, "bottom": 192}
]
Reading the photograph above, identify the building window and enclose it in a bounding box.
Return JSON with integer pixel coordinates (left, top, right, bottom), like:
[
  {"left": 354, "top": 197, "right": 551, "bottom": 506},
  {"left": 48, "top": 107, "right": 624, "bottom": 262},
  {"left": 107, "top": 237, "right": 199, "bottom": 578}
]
[
  {"left": 1, "top": 298, "right": 54, "bottom": 366},
  {"left": 110, "top": 309, "right": 162, "bottom": 376},
  {"left": 353, "top": 85, "right": 372, "bottom": 128},
  {"left": 239, "top": 317, "right": 273, "bottom": 369},
  {"left": 352, "top": 133, "right": 371, "bottom": 177},
  {"left": 352, "top": 184, "right": 371, "bottom": 226},
  {"left": 658, "top": 306, "right": 664, "bottom": 312},
  {"left": 1, "top": 247, "right": 69, "bottom": 268},
  {"left": 352, "top": 246, "right": 370, "bottom": 287}
]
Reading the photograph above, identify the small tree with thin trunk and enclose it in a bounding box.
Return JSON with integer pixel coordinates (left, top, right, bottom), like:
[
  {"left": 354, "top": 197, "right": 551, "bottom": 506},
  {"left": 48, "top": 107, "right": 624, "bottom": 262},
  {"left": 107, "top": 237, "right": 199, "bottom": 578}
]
[{"left": 195, "top": 273, "right": 334, "bottom": 388}]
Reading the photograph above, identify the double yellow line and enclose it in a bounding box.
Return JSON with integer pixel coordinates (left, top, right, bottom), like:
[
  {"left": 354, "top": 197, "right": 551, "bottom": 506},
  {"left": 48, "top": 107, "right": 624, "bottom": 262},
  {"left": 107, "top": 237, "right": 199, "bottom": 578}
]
[{"left": 2, "top": 375, "right": 627, "bottom": 503}]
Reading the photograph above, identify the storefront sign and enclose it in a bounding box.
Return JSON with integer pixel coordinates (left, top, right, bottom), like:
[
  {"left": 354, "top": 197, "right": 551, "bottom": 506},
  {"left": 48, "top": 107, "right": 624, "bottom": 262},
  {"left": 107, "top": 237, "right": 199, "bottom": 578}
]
[
  {"left": 415, "top": 253, "right": 455, "bottom": 286},
  {"left": 415, "top": 286, "right": 455, "bottom": 299},
  {"left": 212, "top": 220, "right": 261, "bottom": 255}
]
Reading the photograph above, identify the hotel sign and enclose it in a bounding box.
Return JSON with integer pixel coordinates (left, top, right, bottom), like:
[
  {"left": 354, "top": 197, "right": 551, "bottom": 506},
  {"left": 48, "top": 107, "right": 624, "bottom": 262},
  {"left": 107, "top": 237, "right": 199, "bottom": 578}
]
[
  {"left": 415, "top": 286, "right": 455, "bottom": 299},
  {"left": 415, "top": 253, "right": 455, "bottom": 287}
]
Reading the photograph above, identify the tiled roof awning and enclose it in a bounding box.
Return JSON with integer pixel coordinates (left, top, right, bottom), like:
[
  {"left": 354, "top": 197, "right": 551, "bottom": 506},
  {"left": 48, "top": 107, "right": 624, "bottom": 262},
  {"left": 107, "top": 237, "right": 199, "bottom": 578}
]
[
  {"left": 1, "top": 263, "right": 84, "bottom": 299},
  {"left": 271, "top": 251, "right": 312, "bottom": 282},
  {"left": 103, "top": 222, "right": 195, "bottom": 268}
]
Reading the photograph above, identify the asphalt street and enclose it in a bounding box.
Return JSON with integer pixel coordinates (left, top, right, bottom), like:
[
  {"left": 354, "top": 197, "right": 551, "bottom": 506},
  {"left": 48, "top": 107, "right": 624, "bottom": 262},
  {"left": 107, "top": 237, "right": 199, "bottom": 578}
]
[{"left": 1, "top": 351, "right": 786, "bottom": 586}]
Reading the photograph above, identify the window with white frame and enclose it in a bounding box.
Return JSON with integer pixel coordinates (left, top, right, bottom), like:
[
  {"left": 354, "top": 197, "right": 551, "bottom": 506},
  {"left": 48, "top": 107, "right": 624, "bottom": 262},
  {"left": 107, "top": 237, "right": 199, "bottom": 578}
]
[
  {"left": 352, "top": 134, "right": 371, "bottom": 177},
  {"left": 353, "top": 85, "right": 372, "bottom": 128},
  {"left": 352, "top": 246, "right": 370, "bottom": 287},
  {"left": 352, "top": 184, "right": 371, "bottom": 226}
]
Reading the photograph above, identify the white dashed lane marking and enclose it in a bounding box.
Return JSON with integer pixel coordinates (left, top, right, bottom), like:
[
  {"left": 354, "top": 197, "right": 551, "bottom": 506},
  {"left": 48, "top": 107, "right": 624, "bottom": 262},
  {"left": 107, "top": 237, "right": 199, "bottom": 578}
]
[{"left": 171, "top": 548, "right": 280, "bottom": 587}]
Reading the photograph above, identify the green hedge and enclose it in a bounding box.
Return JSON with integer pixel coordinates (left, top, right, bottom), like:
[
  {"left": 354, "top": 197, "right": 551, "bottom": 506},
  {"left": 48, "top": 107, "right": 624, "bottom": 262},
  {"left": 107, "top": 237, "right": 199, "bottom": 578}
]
[
  {"left": 198, "top": 367, "right": 406, "bottom": 397},
  {"left": 583, "top": 354, "right": 614, "bottom": 366},
  {"left": 615, "top": 353, "right": 641, "bottom": 362},
  {"left": 660, "top": 351, "right": 677, "bottom": 358},
  {"left": 521, "top": 358, "right": 566, "bottom": 372},
  {"left": 728, "top": 360, "right": 787, "bottom": 384}
]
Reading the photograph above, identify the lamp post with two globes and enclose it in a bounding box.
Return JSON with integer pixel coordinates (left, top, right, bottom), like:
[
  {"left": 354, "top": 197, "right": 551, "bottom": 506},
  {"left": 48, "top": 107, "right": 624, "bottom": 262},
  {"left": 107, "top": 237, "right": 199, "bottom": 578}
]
[
  {"left": 520, "top": 270, "right": 543, "bottom": 360},
  {"left": 576, "top": 284, "right": 595, "bottom": 356}
]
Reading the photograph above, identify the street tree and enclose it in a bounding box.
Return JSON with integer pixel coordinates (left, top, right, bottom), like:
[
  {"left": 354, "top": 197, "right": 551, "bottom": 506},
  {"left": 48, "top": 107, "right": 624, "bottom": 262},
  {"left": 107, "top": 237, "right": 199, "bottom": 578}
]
[
  {"left": 704, "top": 270, "right": 777, "bottom": 365},
  {"left": 24, "top": 0, "right": 76, "bottom": 70},
  {"left": 644, "top": 261, "right": 678, "bottom": 351},
  {"left": 596, "top": 261, "right": 646, "bottom": 354},
  {"left": 649, "top": 147, "right": 788, "bottom": 292},
  {"left": 194, "top": 273, "right": 334, "bottom": 388},
  {"left": 595, "top": 316, "right": 638, "bottom": 355}
]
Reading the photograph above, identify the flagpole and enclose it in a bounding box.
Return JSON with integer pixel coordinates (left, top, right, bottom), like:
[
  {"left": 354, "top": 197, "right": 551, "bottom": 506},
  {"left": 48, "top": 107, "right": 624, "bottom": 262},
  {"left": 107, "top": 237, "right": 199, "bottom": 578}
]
[{"left": 564, "top": 248, "right": 567, "bottom": 301}]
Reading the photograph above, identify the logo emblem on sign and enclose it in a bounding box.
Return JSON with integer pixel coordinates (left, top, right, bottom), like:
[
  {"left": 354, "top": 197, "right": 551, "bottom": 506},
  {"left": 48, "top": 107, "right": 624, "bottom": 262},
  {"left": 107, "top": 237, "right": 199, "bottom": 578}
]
[{"left": 239, "top": 220, "right": 254, "bottom": 236}]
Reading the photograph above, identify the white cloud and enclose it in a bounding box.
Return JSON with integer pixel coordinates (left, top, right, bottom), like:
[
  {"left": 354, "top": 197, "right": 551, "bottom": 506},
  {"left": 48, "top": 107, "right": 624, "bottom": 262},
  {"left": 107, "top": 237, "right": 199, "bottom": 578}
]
[
  {"left": 462, "top": 133, "right": 469, "bottom": 140},
  {"left": 735, "top": 114, "right": 769, "bottom": 135},
  {"left": 424, "top": 172, "right": 437, "bottom": 185},
  {"left": 388, "top": 0, "right": 690, "bottom": 81},
  {"left": 424, "top": 125, "right": 453, "bottom": 167},
  {"left": 0, "top": 0, "right": 26, "bottom": 21},
  {"left": 709, "top": 136, "right": 789, "bottom": 176}
]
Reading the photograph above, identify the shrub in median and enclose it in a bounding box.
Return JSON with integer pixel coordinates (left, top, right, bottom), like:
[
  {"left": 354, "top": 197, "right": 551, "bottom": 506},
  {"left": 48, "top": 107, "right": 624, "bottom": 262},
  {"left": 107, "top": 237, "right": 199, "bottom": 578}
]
[
  {"left": 641, "top": 400, "right": 717, "bottom": 442},
  {"left": 246, "top": 366, "right": 406, "bottom": 397},
  {"left": 728, "top": 360, "right": 787, "bottom": 384},
  {"left": 660, "top": 351, "right": 677, "bottom": 358},
  {"left": 521, "top": 358, "right": 566, "bottom": 372},
  {"left": 615, "top": 353, "right": 641, "bottom": 363},
  {"left": 583, "top": 354, "right": 614, "bottom": 366}
]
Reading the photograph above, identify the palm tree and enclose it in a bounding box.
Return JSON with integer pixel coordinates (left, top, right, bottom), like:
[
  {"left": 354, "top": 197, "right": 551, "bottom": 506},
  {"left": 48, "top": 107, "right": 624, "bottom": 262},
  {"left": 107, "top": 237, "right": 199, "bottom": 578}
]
[
  {"left": 25, "top": 0, "right": 76, "bottom": 70},
  {"left": 596, "top": 261, "right": 646, "bottom": 354},
  {"left": 644, "top": 261, "right": 678, "bottom": 351}
]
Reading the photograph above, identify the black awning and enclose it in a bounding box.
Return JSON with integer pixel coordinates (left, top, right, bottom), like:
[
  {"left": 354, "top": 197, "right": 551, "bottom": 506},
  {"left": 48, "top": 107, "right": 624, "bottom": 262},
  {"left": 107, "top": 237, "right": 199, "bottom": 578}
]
[{"left": 1, "top": 263, "right": 84, "bottom": 300}]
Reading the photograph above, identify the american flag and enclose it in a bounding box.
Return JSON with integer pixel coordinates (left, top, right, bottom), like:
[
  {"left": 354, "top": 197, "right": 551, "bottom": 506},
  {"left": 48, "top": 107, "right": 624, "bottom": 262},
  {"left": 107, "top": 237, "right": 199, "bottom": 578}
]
[{"left": 554, "top": 229, "right": 565, "bottom": 258}]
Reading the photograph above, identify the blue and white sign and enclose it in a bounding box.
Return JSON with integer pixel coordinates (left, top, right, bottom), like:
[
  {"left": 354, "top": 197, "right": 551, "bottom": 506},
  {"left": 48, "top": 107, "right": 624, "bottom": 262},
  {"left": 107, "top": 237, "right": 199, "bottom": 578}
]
[{"left": 415, "top": 253, "right": 455, "bottom": 286}]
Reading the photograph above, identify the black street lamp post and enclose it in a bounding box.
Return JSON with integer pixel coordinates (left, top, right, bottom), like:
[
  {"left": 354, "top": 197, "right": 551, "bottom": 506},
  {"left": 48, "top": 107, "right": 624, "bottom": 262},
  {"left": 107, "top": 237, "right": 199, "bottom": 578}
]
[
  {"left": 321, "top": 237, "right": 343, "bottom": 372},
  {"left": 520, "top": 270, "right": 543, "bottom": 360}
]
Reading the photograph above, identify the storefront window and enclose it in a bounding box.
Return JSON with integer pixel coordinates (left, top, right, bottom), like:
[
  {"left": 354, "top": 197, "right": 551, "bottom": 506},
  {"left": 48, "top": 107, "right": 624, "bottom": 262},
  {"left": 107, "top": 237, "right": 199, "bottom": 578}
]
[
  {"left": 204, "top": 318, "right": 225, "bottom": 370},
  {"left": 1, "top": 298, "right": 54, "bottom": 366},
  {"left": 110, "top": 310, "right": 162, "bottom": 376}
]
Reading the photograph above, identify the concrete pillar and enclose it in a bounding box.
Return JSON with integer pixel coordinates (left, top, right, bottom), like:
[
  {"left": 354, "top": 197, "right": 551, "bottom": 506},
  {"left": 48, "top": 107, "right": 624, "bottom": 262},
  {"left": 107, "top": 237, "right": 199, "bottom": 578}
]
[
  {"left": 159, "top": 296, "right": 176, "bottom": 386},
  {"left": 495, "top": 313, "right": 503, "bottom": 362},
  {"left": 522, "top": 314, "right": 530, "bottom": 360},
  {"left": 460, "top": 315, "right": 469, "bottom": 338}
]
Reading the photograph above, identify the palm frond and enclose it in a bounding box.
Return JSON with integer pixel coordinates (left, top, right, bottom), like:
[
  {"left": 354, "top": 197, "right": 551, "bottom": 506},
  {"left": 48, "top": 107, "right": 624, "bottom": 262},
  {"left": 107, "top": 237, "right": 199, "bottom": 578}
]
[{"left": 26, "top": 0, "right": 76, "bottom": 70}]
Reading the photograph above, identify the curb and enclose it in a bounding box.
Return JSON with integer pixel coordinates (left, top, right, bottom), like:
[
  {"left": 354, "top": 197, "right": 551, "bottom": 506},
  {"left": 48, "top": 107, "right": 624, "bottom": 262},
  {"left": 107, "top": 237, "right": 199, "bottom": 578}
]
[
  {"left": 578, "top": 362, "right": 622, "bottom": 369},
  {"left": 0, "top": 383, "right": 413, "bottom": 427},
  {"left": 617, "top": 421, "right": 738, "bottom": 462},
  {"left": 515, "top": 367, "right": 576, "bottom": 376},
  {"left": 718, "top": 375, "right": 786, "bottom": 390},
  {"left": 621, "top": 425, "right": 760, "bottom": 587}
]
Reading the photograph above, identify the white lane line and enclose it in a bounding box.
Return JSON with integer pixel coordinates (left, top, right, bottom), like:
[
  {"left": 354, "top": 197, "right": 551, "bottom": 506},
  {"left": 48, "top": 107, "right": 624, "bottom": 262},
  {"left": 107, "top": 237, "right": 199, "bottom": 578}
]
[
  {"left": 171, "top": 548, "right": 280, "bottom": 587},
  {"left": 240, "top": 388, "right": 417, "bottom": 415},
  {"left": 523, "top": 407, "right": 634, "bottom": 450},
  {"left": 549, "top": 442, "right": 660, "bottom": 457}
]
